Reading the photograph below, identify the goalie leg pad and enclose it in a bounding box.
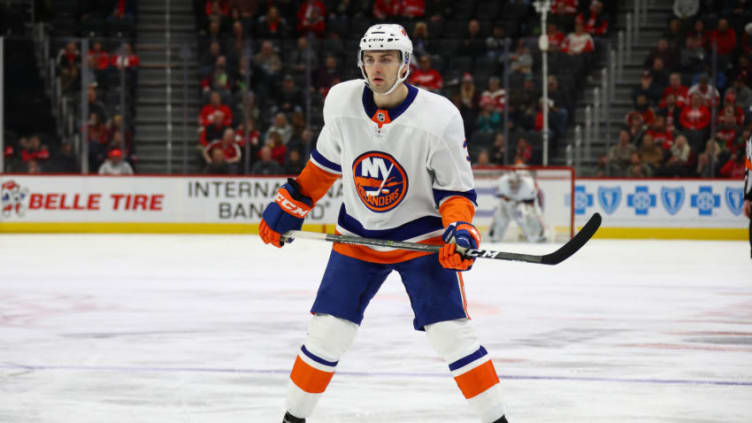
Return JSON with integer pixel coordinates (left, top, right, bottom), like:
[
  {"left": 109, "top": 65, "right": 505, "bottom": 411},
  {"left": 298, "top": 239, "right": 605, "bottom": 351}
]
[
  {"left": 425, "top": 319, "right": 506, "bottom": 422},
  {"left": 489, "top": 204, "right": 512, "bottom": 242},
  {"left": 514, "top": 203, "right": 546, "bottom": 242},
  {"left": 286, "top": 314, "right": 358, "bottom": 418}
]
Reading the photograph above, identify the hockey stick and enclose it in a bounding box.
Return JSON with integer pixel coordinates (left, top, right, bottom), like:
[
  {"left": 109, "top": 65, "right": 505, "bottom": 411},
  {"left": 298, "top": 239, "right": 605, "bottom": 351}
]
[{"left": 283, "top": 213, "right": 601, "bottom": 265}]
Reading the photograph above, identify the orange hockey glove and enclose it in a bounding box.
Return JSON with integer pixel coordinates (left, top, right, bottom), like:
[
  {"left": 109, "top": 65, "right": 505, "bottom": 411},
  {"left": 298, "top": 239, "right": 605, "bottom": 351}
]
[
  {"left": 259, "top": 179, "right": 313, "bottom": 248},
  {"left": 439, "top": 221, "right": 481, "bottom": 271}
]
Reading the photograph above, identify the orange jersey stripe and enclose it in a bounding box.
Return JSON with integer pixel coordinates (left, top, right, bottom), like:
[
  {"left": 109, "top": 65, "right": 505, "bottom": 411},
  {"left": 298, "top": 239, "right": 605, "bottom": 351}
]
[
  {"left": 454, "top": 360, "right": 500, "bottom": 399},
  {"left": 458, "top": 273, "right": 470, "bottom": 319},
  {"left": 290, "top": 356, "right": 335, "bottom": 394},
  {"left": 746, "top": 157, "right": 752, "bottom": 171},
  {"left": 296, "top": 161, "right": 341, "bottom": 203},
  {"left": 439, "top": 196, "right": 476, "bottom": 227},
  {"left": 333, "top": 235, "right": 444, "bottom": 264}
]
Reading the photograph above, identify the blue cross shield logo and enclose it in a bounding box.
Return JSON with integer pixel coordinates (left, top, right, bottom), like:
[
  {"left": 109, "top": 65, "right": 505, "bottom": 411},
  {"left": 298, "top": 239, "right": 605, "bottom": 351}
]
[
  {"left": 597, "top": 186, "right": 621, "bottom": 215},
  {"left": 660, "top": 187, "right": 685, "bottom": 215},
  {"left": 573, "top": 185, "right": 593, "bottom": 215},
  {"left": 725, "top": 187, "right": 744, "bottom": 216},
  {"left": 690, "top": 186, "right": 721, "bottom": 216},
  {"left": 626, "top": 186, "right": 657, "bottom": 215}
]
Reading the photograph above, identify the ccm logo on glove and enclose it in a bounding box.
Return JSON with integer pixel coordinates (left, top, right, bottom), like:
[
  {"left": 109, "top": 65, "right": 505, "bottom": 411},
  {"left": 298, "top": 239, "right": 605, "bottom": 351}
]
[{"left": 275, "top": 189, "right": 311, "bottom": 218}]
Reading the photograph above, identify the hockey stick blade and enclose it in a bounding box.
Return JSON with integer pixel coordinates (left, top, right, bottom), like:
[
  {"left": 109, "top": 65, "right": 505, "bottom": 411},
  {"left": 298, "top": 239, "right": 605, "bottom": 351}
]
[
  {"left": 537, "top": 212, "right": 601, "bottom": 265},
  {"left": 282, "top": 213, "right": 601, "bottom": 265}
]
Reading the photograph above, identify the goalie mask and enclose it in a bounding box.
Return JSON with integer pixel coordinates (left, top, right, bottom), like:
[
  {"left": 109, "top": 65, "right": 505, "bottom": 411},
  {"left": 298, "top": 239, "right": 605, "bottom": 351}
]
[{"left": 358, "top": 24, "right": 413, "bottom": 96}]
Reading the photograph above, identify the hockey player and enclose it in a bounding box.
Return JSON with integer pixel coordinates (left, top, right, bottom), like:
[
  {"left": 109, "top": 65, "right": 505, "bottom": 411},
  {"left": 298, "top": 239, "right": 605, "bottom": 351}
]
[
  {"left": 744, "top": 131, "right": 751, "bottom": 258},
  {"left": 488, "top": 171, "right": 547, "bottom": 243},
  {"left": 259, "top": 24, "right": 509, "bottom": 423}
]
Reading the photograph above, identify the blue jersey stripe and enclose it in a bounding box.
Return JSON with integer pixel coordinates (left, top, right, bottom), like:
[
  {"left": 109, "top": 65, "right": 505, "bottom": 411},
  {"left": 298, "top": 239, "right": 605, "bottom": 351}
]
[
  {"left": 362, "top": 83, "right": 419, "bottom": 121},
  {"left": 337, "top": 206, "right": 443, "bottom": 241},
  {"left": 433, "top": 189, "right": 478, "bottom": 208},
  {"left": 301, "top": 345, "right": 339, "bottom": 367},
  {"left": 311, "top": 149, "right": 342, "bottom": 173},
  {"left": 448, "top": 346, "right": 488, "bottom": 372}
]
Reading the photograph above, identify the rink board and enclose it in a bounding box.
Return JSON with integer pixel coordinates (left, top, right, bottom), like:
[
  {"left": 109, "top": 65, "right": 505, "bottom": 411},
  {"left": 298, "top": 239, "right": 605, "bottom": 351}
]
[{"left": 0, "top": 174, "right": 747, "bottom": 240}]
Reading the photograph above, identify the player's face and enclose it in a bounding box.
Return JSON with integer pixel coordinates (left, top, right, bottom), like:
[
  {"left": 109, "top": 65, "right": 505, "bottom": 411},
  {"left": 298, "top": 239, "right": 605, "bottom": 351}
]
[{"left": 362, "top": 51, "right": 401, "bottom": 94}]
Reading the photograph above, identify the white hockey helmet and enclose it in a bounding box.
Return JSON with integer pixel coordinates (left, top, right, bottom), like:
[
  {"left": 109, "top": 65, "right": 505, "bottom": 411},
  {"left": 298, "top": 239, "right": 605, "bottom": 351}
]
[{"left": 358, "top": 24, "right": 413, "bottom": 95}]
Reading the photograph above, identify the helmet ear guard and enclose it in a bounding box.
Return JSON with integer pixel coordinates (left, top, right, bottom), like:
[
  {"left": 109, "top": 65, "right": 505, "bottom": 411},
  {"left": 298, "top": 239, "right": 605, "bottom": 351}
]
[{"left": 357, "top": 24, "right": 413, "bottom": 96}]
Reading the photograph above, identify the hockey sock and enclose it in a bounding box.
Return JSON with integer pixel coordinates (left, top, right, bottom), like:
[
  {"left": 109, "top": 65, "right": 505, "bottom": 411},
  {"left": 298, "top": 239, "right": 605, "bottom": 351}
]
[
  {"left": 285, "top": 314, "right": 358, "bottom": 418},
  {"left": 426, "top": 319, "right": 506, "bottom": 423}
]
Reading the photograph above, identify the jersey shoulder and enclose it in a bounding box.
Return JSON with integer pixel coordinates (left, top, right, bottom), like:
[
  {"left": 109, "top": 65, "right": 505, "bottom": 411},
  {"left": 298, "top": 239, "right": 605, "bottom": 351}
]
[
  {"left": 409, "top": 86, "right": 464, "bottom": 138},
  {"left": 323, "top": 79, "right": 366, "bottom": 121}
]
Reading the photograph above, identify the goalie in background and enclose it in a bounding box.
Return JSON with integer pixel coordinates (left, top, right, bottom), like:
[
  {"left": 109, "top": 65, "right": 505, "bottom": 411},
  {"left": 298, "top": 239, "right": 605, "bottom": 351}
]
[{"left": 488, "top": 171, "right": 547, "bottom": 243}]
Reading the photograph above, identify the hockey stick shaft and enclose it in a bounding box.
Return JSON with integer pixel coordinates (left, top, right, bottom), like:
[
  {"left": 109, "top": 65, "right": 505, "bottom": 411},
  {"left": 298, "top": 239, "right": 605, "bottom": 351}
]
[{"left": 283, "top": 213, "right": 601, "bottom": 265}]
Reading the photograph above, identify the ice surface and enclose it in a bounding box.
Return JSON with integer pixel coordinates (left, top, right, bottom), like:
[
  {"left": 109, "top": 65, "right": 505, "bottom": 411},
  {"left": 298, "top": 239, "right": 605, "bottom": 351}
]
[{"left": 1, "top": 234, "right": 750, "bottom": 422}]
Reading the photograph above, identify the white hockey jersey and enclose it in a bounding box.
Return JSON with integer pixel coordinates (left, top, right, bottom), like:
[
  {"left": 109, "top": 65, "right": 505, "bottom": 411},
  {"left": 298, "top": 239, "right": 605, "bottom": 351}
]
[
  {"left": 310, "top": 80, "right": 476, "bottom": 254},
  {"left": 496, "top": 173, "right": 538, "bottom": 203}
]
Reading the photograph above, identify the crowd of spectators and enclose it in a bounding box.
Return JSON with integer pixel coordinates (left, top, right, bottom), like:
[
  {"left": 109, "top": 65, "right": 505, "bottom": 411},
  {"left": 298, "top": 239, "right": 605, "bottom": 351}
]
[
  {"left": 3, "top": 0, "right": 140, "bottom": 175},
  {"left": 600, "top": 2, "right": 751, "bottom": 179},
  {"left": 194, "top": 0, "right": 616, "bottom": 174}
]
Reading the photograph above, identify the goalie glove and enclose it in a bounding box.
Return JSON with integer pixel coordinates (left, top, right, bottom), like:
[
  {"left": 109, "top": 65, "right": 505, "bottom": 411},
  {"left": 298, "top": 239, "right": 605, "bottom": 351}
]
[
  {"left": 259, "top": 178, "right": 313, "bottom": 248},
  {"left": 439, "top": 221, "right": 481, "bottom": 271}
]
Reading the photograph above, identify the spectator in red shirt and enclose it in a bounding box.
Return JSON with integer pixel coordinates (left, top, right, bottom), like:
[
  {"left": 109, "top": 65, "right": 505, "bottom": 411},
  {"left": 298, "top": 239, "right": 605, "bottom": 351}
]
[
  {"left": 562, "top": 21, "right": 595, "bottom": 55},
  {"left": 88, "top": 41, "right": 110, "bottom": 87},
  {"left": 21, "top": 135, "right": 50, "bottom": 165},
  {"left": 204, "top": 128, "right": 241, "bottom": 173},
  {"left": 551, "top": 0, "right": 577, "bottom": 15},
  {"left": 627, "top": 94, "right": 656, "bottom": 127},
  {"left": 297, "top": 0, "right": 326, "bottom": 37},
  {"left": 715, "top": 104, "right": 741, "bottom": 149},
  {"left": 646, "top": 114, "right": 674, "bottom": 150},
  {"left": 545, "top": 22, "right": 566, "bottom": 53},
  {"left": 200, "top": 91, "right": 233, "bottom": 129},
  {"left": 401, "top": 0, "right": 425, "bottom": 18},
  {"left": 373, "top": 0, "right": 401, "bottom": 20},
  {"left": 88, "top": 41, "right": 110, "bottom": 71},
  {"left": 409, "top": 55, "right": 443, "bottom": 93},
  {"left": 660, "top": 73, "right": 689, "bottom": 108},
  {"left": 680, "top": 93, "right": 711, "bottom": 151},
  {"left": 721, "top": 150, "right": 747, "bottom": 178},
  {"left": 680, "top": 93, "right": 711, "bottom": 130},
  {"left": 577, "top": 0, "right": 608, "bottom": 37},
  {"left": 265, "top": 131, "right": 287, "bottom": 166},
  {"left": 480, "top": 76, "right": 506, "bottom": 113},
  {"left": 721, "top": 89, "right": 745, "bottom": 126},
  {"left": 688, "top": 73, "right": 720, "bottom": 107},
  {"left": 706, "top": 18, "right": 737, "bottom": 56},
  {"left": 110, "top": 42, "right": 139, "bottom": 69}
]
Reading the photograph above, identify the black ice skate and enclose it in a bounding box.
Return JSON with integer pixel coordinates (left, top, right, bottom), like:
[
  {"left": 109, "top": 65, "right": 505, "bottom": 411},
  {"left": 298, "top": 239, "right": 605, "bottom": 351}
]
[{"left": 282, "top": 411, "right": 305, "bottom": 423}]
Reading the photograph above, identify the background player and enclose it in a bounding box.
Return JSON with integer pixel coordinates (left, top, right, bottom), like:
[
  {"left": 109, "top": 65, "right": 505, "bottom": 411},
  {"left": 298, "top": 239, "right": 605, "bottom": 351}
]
[
  {"left": 488, "top": 170, "right": 547, "bottom": 243},
  {"left": 259, "top": 24, "right": 509, "bottom": 423}
]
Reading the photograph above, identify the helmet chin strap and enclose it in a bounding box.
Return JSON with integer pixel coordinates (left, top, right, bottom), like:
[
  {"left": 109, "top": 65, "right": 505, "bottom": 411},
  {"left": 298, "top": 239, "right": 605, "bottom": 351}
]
[{"left": 360, "top": 58, "right": 410, "bottom": 97}]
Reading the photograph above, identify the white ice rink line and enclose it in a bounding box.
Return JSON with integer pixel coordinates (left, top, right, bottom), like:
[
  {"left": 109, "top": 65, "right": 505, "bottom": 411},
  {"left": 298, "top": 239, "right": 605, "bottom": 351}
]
[{"left": 1, "top": 235, "right": 750, "bottom": 422}]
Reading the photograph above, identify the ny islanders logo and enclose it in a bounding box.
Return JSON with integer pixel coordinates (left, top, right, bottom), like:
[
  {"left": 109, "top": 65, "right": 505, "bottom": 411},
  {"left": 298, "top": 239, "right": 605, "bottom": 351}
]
[{"left": 352, "top": 151, "right": 408, "bottom": 212}]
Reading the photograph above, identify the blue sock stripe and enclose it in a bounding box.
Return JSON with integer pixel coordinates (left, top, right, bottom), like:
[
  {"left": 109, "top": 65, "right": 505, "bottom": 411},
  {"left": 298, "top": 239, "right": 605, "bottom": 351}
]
[
  {"left": 448, "top": 346, "right": 488, "bottom": 372},
  {"left": 300, "top": 345, "right": 338, "bottom": 368}
]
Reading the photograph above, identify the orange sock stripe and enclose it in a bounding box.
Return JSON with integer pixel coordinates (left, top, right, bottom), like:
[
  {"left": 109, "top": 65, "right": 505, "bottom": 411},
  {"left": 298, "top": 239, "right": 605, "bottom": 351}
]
[
  {"left": 290, "top": 356, "right": 335, "bottom": 394},
  {"left": 453, "top": 360, "right": 499, "bottom": 399}
]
